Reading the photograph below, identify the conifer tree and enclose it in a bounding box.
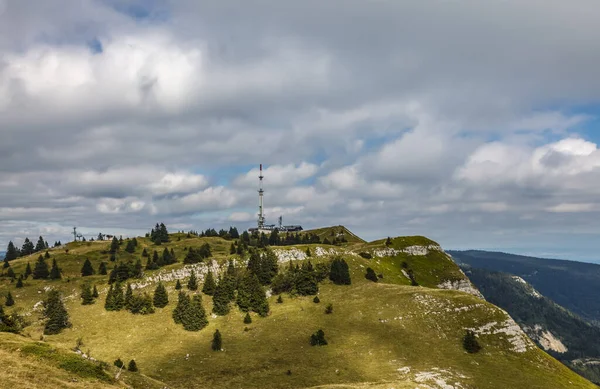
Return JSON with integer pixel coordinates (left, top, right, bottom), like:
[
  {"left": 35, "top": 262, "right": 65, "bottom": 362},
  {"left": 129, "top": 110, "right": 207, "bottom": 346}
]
[
  {"left": 35, "top": 236, "right": 46, "bottom": 252},
  {"left": 5, "top": 291, "right": 14, "bottom": 307},
  {"left": 44, "top": 251, "right": 50, "bottom": 259},
  {"left": 5, "top": 241, "right": 18, "bottom": 261},
  {"left": 305, "top": 247, "right": 312, "bottom": 257},
  {"left": 182, "top": 295, "right": 208, "bottom": 331},
  {"left": 128, "top": 293, "right": 155, "bottom": 314},
  {"left": 161, "top": 247, "right": 172, "bottom": 265},
  {"left": 133, "top": 259, "right": 143, "bottom": 278},
  {"left": 142, "top": 248, "right": 148, "bottom": 257},
  {"left": 81, "top": 283, "right": 94, "bottom": 305},
  {"left": 125, "top": 239, "right": 136, "bottom": 253},
  {"left": 21, "top": 238, "right": 34, "bottom": 256},
  {"left": 202, "top": 271, "right": 217, "bottom": 296},
  {"left": 310, "top": 329, "right": 327, "bottom": 346},
  {"left": 81, "top": 259, "right": 95, "bottom": 276},
  {"left": 153, "top": 250, "right": 163, "bottom": 267},
  {"left": 128, "top": 359, "right": 138, "bottom": 372},
  {"left": 212, "top": 278, "right": 231, "bottom": 316},
  {"left": 106, "top": 283, "right": 125, "bottom": 311},
  {"left": 243, "top": 312, "right": 252, "bottom": 324},
  {"left": 6, "top": 267, "right": 15, "bottom": 280},
  {"left": 114, "top": 358, "right": 124, "bottom": 368},
  {"left": 105, "top": 284, "right": 115, "bottom": 310},
  {"left": 212, "top": 329, "right": 222, "bottom": 351},
  {"left": 230, "top": 243, "right": 236, "bottom": 255},
  {"left": 329, "top": 258, "right": 351, "bottom": 285},
  {"left": 98, "top": 261, "right": 108, "bottom": 275},
  {"left": 175, "top": 279, "right": 182, "bottom": 290},
  {"left": 153, "top": 282, "right": 169, "bottom": 308},
  {"left": 24, "top": 263, "right": 32, "bottom": 279},
  {"left": 125, "top": 283, "right": 133, "bottom": 309},
  {"left": 32, "top": 255, "right": 50, "bottom": 279},
  {"left": 313, "top": 296, "right": 320, "bottom": 303},
  {"left": 365, "top": 267, "right": 378, "bottom": 282},
  {"left": 236, "top": 273, "right": 269, "bottom": 316},
  {"left": 325, "top": 303, "right": 333, "bottom": 314},
  {"left": 187, "top": 270, "right": 198, "bottom": 291},
  {"left": 277, "top": 295, "right": 283, "bottom": 304},
  {"left": 2, "top": 257, "right": 8, "bottom": 269},
  {"left": 92, "top": 285, "right": 99, "bottom": 298},
  {"left": 49, "top": 259, "right": 61, "bottom": 280},
  {"left": 173, "top": 291, "right": 191, "bottom": 324},
  {"left": 16, "top": 275, "right": 24, "bottom": 288},
  {"left": 43, "top": 290, "right": 71, "bottom": 335},
  {"left": 110, "top": 237, "right": 119, "bottom": 254},
  {"left": 385, "top": 237, "right": 392, "bottom": 246}
]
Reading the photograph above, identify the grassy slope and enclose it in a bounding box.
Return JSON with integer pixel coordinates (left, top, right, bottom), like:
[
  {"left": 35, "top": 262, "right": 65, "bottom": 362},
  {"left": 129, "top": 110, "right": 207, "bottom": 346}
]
[{"left": 0, "top": 227, "right": 596, "bottom": 389}]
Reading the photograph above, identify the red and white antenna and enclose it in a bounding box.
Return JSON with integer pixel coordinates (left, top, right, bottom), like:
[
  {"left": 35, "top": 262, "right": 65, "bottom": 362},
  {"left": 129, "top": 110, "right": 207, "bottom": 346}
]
[{"left": 258, "top": 164, "right": 265, "bottom": 228}]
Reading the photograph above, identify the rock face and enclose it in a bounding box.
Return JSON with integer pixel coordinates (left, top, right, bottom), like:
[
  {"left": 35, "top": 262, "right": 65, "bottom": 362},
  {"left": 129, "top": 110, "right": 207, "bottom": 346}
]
[
  {"left": 131, "top": 260, "right": 224, "bottom": 290},
  {"left": 524, "top": 324, "right": 568, "bottom": 353},
  {"left": 466, "top": 318, "right": 535, "bottom": 353},
  {"left": 372, "top": 245, "right": 443, "bottom": 258},
  {"left": 437, "top": 279, "right": 485, "bottom": 299}
]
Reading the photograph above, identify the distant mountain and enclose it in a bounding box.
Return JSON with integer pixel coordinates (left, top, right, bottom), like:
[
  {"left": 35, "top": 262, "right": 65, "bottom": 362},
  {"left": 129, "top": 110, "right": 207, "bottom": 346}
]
[
  {"left": 461, "top": 266, "right": 600, "bottom": 384},
  {"left": 448, "top": 250, "right": 600, "bottom": 325}
]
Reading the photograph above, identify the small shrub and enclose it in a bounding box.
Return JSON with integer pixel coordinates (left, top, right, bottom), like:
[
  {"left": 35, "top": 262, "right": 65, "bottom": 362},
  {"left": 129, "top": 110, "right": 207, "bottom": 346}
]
[
  {"left": 365, "top": 267, "right": 378, "bottom": 282},
  {"left": 358, "top": 252, "right": 372, "bottom": 259},
  {"left": 114, "top": 358, "right": 124, "bottom": 368},
  {"left": 463, "top": 330, "right": 481, "bottom": 353},
  {"left": 127, "top": 359, "right": 138, "bottom": 372},
  {"left": 212, "top": 329, "right": 222, "bottom": 351},
  {"left": 325, "top": 303, "right": 333, "bottom": 314},
  {"left": 313, "top": 296, "right": 320, "bottom": 303},
  {"left": 276, "top": 295, "right": 283, "bottom": 304},
  {"left": 243, "top": 312, "right": 252, "bottom": 324},
  {"left": 310, "top": 329, "right": 327, "bottom": 346}
]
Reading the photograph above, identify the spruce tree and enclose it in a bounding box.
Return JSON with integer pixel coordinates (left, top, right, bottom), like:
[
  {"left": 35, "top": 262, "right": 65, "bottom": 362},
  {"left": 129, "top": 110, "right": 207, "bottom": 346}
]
[
  {"left": 310, "top": 329, "right": 327, "bottom": 346},
  {"left": 175, "top": 279, "right": 182, "bottom": 290},
  {"left": 128, "top": 359, "right": 138, "bottom": 372},
  {"left": 187, "top": 270, "right": 198, "bottom": 291},
  {"left": 329, "top": 258, "right": 351, "bottom": 285},
  {"left": 32, "top": 255, "right": 50, "bottom": 279},
  {"left": 173, "top": 291, "right": 191, "bottom": 324},
  {"left": 236, "top": 273, "right": 269, "bottom": 316},
  {"left": 43, "top": 290, "right": 71, "bottom": 335},
  {"left": 313, "top": 296, "right": 320, "bottom": 303},
  {"left": 105, "top": 284, "right": 115, "bottom": 310},
  {"left": 81, "top": 259, "right": 95, "bottom": 276},
  {"left": 21, "top": 238, "right": 34, "bottom": 256},
  {"left": 212, "top": 278, "right": 231, "bottom": 316},
  {"left": 81, "top": 283, "right": 94, "bottom": 305},
  {"left": 111, "top": 283, "right": 125, "bottom": 311},
  {"left": 16, "top": 275, "right": 24, "bottom": 288},
  {"left": 125, "top": 239, "right": 136, "bottom": 253},
  {"left": 128, "top": 293, "right": 155, "bottom": 314},
  {"left": 230, "top": 243, "right": 236, "bottom": 255},
  {"left": 49, "top": 259, "right": 61, "bottom": 280},
  {"left": 44, "top": 251, "right": 50, "bottom": 259},
  {"left": 2, "top": 257, "right": 8, "bottom": 269},
  {"left": 92, "top": 285, "right": 99, "bottom": 298},
  {"left": 365, "top": 267, "right": 378, "bottom": 282},
  {"left": 5, "top": 291, "right": 14, "bottom": 307},
  {"left": 110, "top": 237, "right": 119, "bottom": 254},
  {"left": 212, "top": 329, "right": 222, "bottom": 351},
  {"left": 24, "top": 263, "right": 32, "bottom": 279},
  {"left": 182, "top": 295, "right": 208, "bottom": 331},
  {"left": 5, "top": 241, "right": 18, "bottom": 261},
  {"left": 153, "top": 282, "right": 169, "bottom": 308},
  {"left": 243, "top": 312, "right": 252, "bottom": 324},
  {"left": 98, "top": 261, "right": 108, "bottom": 275},
  {"left": 125, "top": 283, "right": 133, "bottom": 309},
  {"left": 153, "top": 250, "right": 163, "bottom": 267},
  {"left": 35, "top": 236, "right": 46, "bottom": 252},
  {"left": 6, "top": 267, "right": 15, "bottom": 280},
  {"left": 142, "top": 248, "right": 148, "bottom": 257},
  {"left": 202, "top": 271, "right": 217, "bottom": 296}
]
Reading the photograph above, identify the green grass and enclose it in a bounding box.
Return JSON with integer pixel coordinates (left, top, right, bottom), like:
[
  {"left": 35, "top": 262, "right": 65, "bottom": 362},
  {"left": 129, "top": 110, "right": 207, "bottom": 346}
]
[{"left": 0, "top": 227, "right": 597, "bottom": 389}]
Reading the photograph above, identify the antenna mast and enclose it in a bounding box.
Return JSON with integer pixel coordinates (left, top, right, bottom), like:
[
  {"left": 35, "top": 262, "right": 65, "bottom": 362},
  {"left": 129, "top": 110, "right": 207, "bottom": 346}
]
[
  {"left": 73, "top": 227, "right": 77, "bottom": 242},
  {"left": 258, "top": 164, "right": 265, "bottom": 229}
]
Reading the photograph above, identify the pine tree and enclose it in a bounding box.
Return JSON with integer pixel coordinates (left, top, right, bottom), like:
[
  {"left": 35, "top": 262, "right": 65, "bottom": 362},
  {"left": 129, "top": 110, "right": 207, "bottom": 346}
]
[
  {"left": 16, "top": 275, "right": 24, "bottom": 288},
  {"left": 128, "top": 293, "right": 155, "bottom": 314},
  {"left": 153, "top": 283, "right": 169, "bottom": 308},
  {"left": 258, "top": 248, "right": 279, "bottom": 285},
  {"left": 125, "top": 239, "right": 136, "bottom": 253},
  {"left": 24, "top": 263, "right": 32, "bottom": 279},
  {"left": 2, "top": 257, "right": 8, "bottom": 269},
  {"left": 243, "top": 312, "right": 252, "bottom": 324},
  {"left": 310, "top": 329, "right": 327, "bottom": 346},
  {"left": 5, "top": 291, "right": 14, "bottom": 307},
  {"left": 125, "top": 283, "right": 133, "bottom": 309},
  {"left": 187, "top": 270, "right": 198, "bottom": 291},
  {"left": 153, "top": 250, "right": 163, "bottom": 267},
  {"left": 142, "top": 248, "right": 148, "bottom": 257},
  {"left": 81, "top": 259, "right": 95, "bottom": 276},
  {"left": 212, "top": 329, "right": 222, "bottom": 351},
  {"left": 127, "top": 359, "right": 138, "bottom": 372},
  {"left": 5, "top": 241, "right": 18, "bottom": 261},
  {"left": 463, "top": 330, "right": 481, "bottom": 353},
  {"left": 81, "top": 284, "right": 94, "bottom": 305},
  {"left": 44, "top": 251, "right": 50, "bottom": 259},
  {"left": 385, "top": 237, "right": 392, "bottom": 246},
  {"left": 230, "top": 243, "right": 236, "bottom": 255},
  {"left": 98, "top": 262, "right": 108, "bottom": 275},
  {"left": 202, "top": 271, "right": 217, "bottom": 296},
  {"left": 49, "top": 259, "right": 61, "bottom": 279},
  {"left": 104, "top": 284, "right": 115, "bottom": 310},
  {"left": 106, "top": 283, "right": 125, "bottom": 311},
  {"left": 43, "top": 290, "right": 71, "bottom": 335},
  {"left": 182, "top": 295, "right": 208, "bottom": 331},
  {"left": 133, "top": 259, "right": 143, "bottom": 278},
  {"left": 236, "top": 273, "right": 269, "bottom": 316},
  {"left": 35, "top": 236, "right": 46, "bottom": 252},
  {"left": 32, "top": 255, "right": 50, "bottom": 279},
  {"left": 175, "top": 279, "right": 182, "bottom": 290},
  {"left": 6, "top": 267, "right": 15, "bottom": 280},
  {"left": 92, "top": 285, "right": 99, "bottom": 298},
  {"left": 162, "top": 248, "right": 172, "bottom": 265},
  {"left": 365, "top": 267, "right": 378, "bottom": 282},
  {"left": 173, "top": 291, "right": 190, "bottom": 324},
  {"left": 313, "top": 296, "right": 320, "bottom": 303}
]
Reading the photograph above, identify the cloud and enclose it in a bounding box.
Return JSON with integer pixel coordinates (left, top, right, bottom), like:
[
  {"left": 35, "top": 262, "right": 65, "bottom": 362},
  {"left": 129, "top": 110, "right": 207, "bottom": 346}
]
[{"left": 2, "top": 0, "right": 600, "bottom": 261}]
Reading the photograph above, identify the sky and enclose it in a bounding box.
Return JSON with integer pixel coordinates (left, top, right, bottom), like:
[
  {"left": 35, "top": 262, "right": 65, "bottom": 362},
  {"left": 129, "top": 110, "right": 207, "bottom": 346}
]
[{"left": 1, "top": 0, "right": 600, "bottom": 262}]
